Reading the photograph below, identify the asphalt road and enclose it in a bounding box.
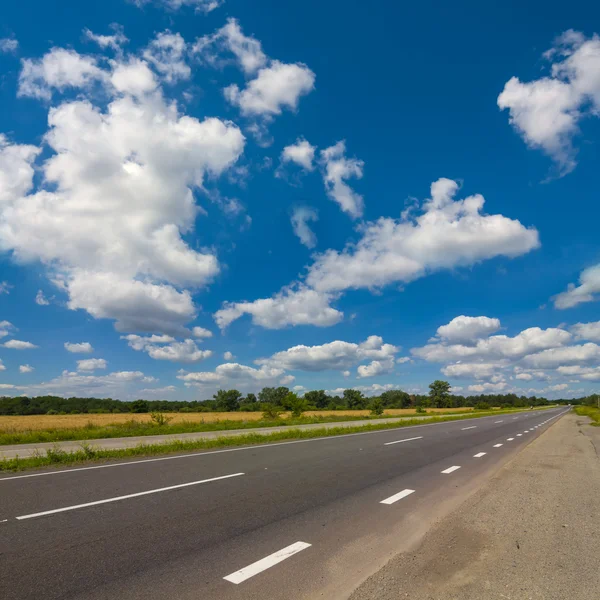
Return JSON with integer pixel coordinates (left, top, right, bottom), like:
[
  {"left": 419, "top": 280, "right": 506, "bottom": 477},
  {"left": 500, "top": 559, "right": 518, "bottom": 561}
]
[{"left": 0, "top": 407, "right": 569, "bottom": 600}]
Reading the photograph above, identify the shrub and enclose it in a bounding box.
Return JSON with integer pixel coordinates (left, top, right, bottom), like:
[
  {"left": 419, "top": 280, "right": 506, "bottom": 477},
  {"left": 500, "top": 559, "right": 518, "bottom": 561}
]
[
  {"left": 475, "top": 402, "right": 491, "bottom": 410},
  {"left": 149, "top": 412, "right": 173, "bottom": 426},
  {"left": 415, "top": 406, "right": 426, "bottom": 414},
  {"left": 370, "top": 398, "right": 384, "bottom": 416},
  {"left": 262, "top": 404, "right": 282, "bottom": 420},
  {"left": 46, "top": 409, "right": 59, "bottom": 415}
]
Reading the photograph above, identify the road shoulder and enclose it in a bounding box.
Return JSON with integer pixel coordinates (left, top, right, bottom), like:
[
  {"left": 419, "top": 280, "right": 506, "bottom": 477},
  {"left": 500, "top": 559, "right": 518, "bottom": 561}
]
[{"left": 350, "top": 412, "right": 600, "bottom": 600}]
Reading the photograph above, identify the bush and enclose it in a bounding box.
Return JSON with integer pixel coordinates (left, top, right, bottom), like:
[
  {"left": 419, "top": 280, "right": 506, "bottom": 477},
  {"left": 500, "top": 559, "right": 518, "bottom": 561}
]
[
  {"left": 415, "top": 406, "right": 426, "bottom": 414},
  {"left": 262, "top": 404, "right": 282, "bottom": 420},
  {"left": 474, "top": 402, "right": 490, "bottom": 410},
  {"left": 149, "top": 412, "right": 173, "bottom": 426},
  {"left": 370, "top": 398, "right": 384, "bottom": 416},
  {"left": 46, "top": 409, "right": 59, "bottom": 415}
]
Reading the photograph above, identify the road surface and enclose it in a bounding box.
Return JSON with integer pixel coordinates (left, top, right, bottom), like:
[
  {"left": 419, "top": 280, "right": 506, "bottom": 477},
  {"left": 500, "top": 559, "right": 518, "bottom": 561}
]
[{"left": 0, "top": 407, "right": 568, "bottom": 600}]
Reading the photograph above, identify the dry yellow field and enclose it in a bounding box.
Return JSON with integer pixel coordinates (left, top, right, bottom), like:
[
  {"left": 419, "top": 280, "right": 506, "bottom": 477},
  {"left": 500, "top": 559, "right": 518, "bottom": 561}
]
[{"left": 0, "top": 407, "right": 474, "bottom": 432}]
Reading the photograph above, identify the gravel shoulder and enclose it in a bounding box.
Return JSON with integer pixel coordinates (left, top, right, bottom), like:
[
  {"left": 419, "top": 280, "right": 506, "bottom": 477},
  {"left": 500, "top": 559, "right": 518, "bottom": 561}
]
[{"left": 350, "top": 412, "right": 600, "bottom": 600}]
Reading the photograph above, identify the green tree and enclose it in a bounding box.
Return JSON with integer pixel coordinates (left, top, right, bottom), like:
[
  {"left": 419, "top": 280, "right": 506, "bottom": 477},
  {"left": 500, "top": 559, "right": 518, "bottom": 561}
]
[
  {"left": 380, "top": 390, "right": 411, "bottom": 408},
  {"left": 428, "top": 380, "right": 451, "bottom": 408},
  {"left": 282, "top": 392, "right": 308, "bottom": 417},
  {"left": 304, "top": 390, "right": 329, "bottom": 409},
  {"left": 344, "top": 389, "right": 368, "bottom": 410},
  {"left": 258, "top": 386, "right": 290, "bottom": 406},
  {"left": 131, "top": 399, "right": 149, "bottom": 413},
  {"left": 213, "top": 389, "right": 242, "bottom": 412}
]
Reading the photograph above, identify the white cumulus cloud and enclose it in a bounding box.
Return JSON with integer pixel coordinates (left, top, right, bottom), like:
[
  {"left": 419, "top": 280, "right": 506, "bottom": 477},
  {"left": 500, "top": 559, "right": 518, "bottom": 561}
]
[
  {"left": 553, "top": 264, "right": 600, "bottom": 309},
  {"left": 281, "top": 137, "right": 316, "bottom": 170},
  {"left": 19, "top": 364, "right": 34, "bottom": 373},
  {"left": 498, "top": 30, "right": 600, "bottom": 174},
  {"left": 435, "top": 316, "right": 501, "bottom": 344},
  {"left": 64, "top": 342, "right": 93, "bottom": 353},
  {"left": 77, "top": 358, "right": 107, "bottom": 371},
  {"left": 3, "top": 339, "right": 38, "bottom": 349}
]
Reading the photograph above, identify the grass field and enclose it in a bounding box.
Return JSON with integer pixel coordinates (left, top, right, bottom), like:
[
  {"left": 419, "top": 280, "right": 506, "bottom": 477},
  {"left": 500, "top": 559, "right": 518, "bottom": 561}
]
[
  {"left": 0, "top": 407, "right": 474, "bottom": 433},
  {"left": 0, "top": 408, "right": 478, "bottom": 445}
]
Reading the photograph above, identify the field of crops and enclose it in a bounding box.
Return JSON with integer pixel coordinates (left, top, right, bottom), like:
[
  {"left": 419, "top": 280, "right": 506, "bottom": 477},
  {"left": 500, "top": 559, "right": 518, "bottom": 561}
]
[{"left": 0, "top": 407, "right": 475, "bottom": 433}]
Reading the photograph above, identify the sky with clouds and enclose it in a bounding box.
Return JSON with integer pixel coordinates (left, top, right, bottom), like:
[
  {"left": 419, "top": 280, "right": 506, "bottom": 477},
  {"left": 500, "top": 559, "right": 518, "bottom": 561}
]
[{"left": 0, "top": 0, "right": 598, "bottom": 401}]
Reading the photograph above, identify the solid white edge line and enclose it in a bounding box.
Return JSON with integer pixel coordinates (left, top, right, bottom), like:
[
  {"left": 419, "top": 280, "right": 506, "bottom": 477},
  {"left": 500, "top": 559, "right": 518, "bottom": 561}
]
[
  {"left": 461, "top": 426, "right": 477, "bottom": 430},
  {"left": 3, "top": 410, "right": 560, "bottom": 482},
  {"left": 441, "top": 465, "right": 461, "bottom": 474},
  {"left": 223, "top": 541, "right": 311, "bottom": 584},
  {"left": 380, "top": 488, "right": 416, "bottom": 505},
  {"left": 473, "top": 452, "right": 486, "bottom": 458},
  {"left": 493, "top": 444, "right": 503, "bottom": 447},
  {"left": 15, "top": 472, "right": 244, "bottom": 520},
  {"left": 384, "top": 436, "right": 423, "bottom": 446}
]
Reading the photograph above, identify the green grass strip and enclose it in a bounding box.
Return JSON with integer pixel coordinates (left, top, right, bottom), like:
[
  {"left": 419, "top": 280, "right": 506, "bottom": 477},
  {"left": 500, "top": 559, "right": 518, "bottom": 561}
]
[{"left": 0, "top": 407, "right": 556, "bottom": 472}]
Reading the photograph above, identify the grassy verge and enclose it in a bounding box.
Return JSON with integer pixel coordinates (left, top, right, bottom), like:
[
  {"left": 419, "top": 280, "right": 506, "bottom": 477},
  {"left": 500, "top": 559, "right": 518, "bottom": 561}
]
[
  {"left": 574, "top": 405, "right": 600, "bottom": 425},
  {"left": 0, "top": 407, "right": 554, "bottom": 472},
  {"left": 0, "top": 410, "right": 478, "bottom": 446}
]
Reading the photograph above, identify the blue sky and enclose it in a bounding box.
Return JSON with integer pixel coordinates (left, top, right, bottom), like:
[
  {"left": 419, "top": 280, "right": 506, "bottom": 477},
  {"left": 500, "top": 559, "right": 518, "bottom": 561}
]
[{"left": 0, "top": 0, "right": 599, "bottom": 400}]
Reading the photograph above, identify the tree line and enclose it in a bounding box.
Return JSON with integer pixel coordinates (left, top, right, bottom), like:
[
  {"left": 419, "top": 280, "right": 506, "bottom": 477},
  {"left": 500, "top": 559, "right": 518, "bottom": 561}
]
[{"left": 0, "top": 380, "right": 589, "bottom": 416}]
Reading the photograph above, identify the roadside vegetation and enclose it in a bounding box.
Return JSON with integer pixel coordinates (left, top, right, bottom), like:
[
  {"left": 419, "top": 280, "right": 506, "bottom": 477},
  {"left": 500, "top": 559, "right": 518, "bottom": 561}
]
[
  {"left": 0, "top": 406, "right": 555, "bottom": 472},
  {"left": 574, "top": 402, "right": 600, "bottom": 425}
]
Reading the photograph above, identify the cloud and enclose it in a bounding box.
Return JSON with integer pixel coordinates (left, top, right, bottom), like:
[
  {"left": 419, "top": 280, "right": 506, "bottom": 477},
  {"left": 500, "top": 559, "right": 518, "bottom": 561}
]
[
  {"left": 138, "top": 385, "right": 177, "bottom": 395},
  {"left": 215, "top": 285, "right": 342, "bottom": 330},
  {"left": 64, "top": 342, "right": 93, "bottom": 353},
  {"left": 257, "top": 335, "right": 398, "bottom": 372},
  {"left": 122, "top": 334, "right": 212, "bottom": 362},
  {"left": 0, "top": 38, "right": 19, "bottom": 54},
  {"left": 84, "top": 26, "right": 128, "bottom": 52},
  {"left": 77, "top": 358, "right": 107, "bottom": 371},
  {"left": 3, "top": 339, "right": 38, "bottom": 349},
  {"left": 143, "top": 30, "right": 190, "bottom": 83},
  {"left": 133, "top": 0, "right": 224, "bottom": 12},
  {"left": 319, "top": 141, "right": 364, "bottom": 218},
  {"left": 441, "top": 362, "right": 501, "bottom": 381},
  {"left": 178, "top": 362, "right": 284, "bottom": 387},
  {"left": 192, "top": 326, "right": 213, "bottom": 338},
  {"left": 552, "top": 264, "right": 600, "bottom": 309},
  {"left": 556, "top": 365, "right": 600, "bottom": 381},
  {"left": 291, "top": 207, "right": 319, "bottom": 249},
  {"left": 3, "top": 45, "right": 245, "bottom": 335},
  {"left": 281, "top": 138, "right": 316, "bottom": 170},
  {"left": 414, "top": 325, "right": 572, "bottom": 363},
  {"left": 325, "top": 383, "right": 403, "bottom": 397},
  {"left": 35, "top": 290, "right": 50, "bottom": 305},
  {"left": 522, "top": 343, "right": 600, "bottom": 369},
  {"left": 467, "top": 382, "right": 508, "bottom": 393},
  {"left": 0, "top": 281, "right": 11, "bottom": 294},
  {"left": 306, "top": 179, "right": 540, "bottom": 294},
  {"left": 223, "top": 351, "right": 235, "bottom": 360},
  {"left": 18, "top": 48, "right": 106, "bottom": 100},
  {"left": 0, "top": 320, "right": 16, "bottom": 339},
  {"left": 0, "top": 360, "right": 5, "bottom": 371},
  {"left": 22, "top": 369, "right": 151, "bottom": 397},
  {"left": 19, "top": 364, "right": 34, "bottom": 373},
  {"left": 435, "top": 316, "right": 501, "bottom": 344},
  {"left": 216, "top": 178, "right": 539, "bottom": 329},
  {"left": 570, "top": 320, "right": 600, "bottom": 342},
  {"left": 192, "top": 17, "right": 267, "bottom": 75},
  {"left": 498, "top": 30, "right": 600, "bottom": 174},
  {"left": 357, "top": 359, "right": 394, "bottom": 378},
  {"left": 225, "top": 60, "right": 315, "bottom": 117}
]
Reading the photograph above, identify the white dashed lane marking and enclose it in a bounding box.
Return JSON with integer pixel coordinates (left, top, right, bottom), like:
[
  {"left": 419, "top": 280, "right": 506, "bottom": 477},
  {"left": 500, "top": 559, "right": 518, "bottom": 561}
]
[
  {"left": 473, "top": 452, "right": 486, "bottom": 458},
  {"left": 493, "top": 444, "right": 503, "bottom": 448},
  {"left": 441, "top": 466, "right": 461, "bottom": 474},
  {"left": 380, "top": 488, "right": 416, "bottom": 505},
  {"left": 223, "top": 542, "right": 311, "bottom": 584},
  {"left": 384, "top": 436, "right": 423, "bottom": 446}
]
